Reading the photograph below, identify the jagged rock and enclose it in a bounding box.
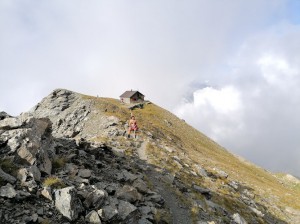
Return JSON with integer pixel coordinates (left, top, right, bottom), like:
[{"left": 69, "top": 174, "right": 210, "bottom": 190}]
[
  {"left": 138, "top": 218, "right": 153, "bottom": 224},
  {"left": 86, "top": 210, "right": 101, "bottom": 224},
  {"left": 17, "top": 166, "right": 41, "bottom": 184},
  {"left": 249, "top": 207, "right": 264, "bottom": 217},
  {"left": 84, "top": 188, "right": 108, "bottom": 209},
  {"left": 98, "top": 204, "right": 118, "bottom": 221},
  {"left": 193, "top": 185, "right": 212, "bottom": 200},
  {"left": 41, "top": 187, "right": 53, "bottom": 201},
  {"left": 146, "top": 193, "right": 165, "bottom": 206},
  {"left": 228, "top": 181, "right": 240, "bottom": 190},
  {"left": 212, "top": 168, "right": 228, "bottom": 179},
  {"left": 0, "top": 168, "right": 16, "bottom": 184},
  {"left": 118, "top": 200, "right": 138, "bottom": 220},
  {"left": 194, "top": 164, "right": 208, "bottom": 177},
  {"left": 0, "top": 111, "right": 12, "bottom": 120},
  {"left": 232, "top": 213, "right": 247, "bottom": 224},
  {"left": 0, "top": 116, "right": 23, "bottom": 130},
  {"left": 65, "top": 163, "right": 79, "bottom": 176},
  {"left": 1, "top": 117, "right": 53, "bottom": 175},
  {"left": 54, "top": 186, "right": 84, "bottom": 221},
  {"left": 116, "top": 185, "right": 143, "bottom": 203},
  {"left": 0, "top": 183, "right": 17, "bottom": 198},
  {"left": 133, "top": 178, "right": 149, "bottom": 194},
  {"left": 78, "top": 169, "right": 92, "bottom": 178}
]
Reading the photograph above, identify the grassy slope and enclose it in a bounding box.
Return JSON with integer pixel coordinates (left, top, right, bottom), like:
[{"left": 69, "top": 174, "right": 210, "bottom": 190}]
[{"left": 81, "top": 95, "right": 300, "bottom": 219}]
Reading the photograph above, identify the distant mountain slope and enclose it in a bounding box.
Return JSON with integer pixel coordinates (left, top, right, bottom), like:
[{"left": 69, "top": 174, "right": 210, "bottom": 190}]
[{"left": 2, "top": 88, "right": 297, "bottom": 223}]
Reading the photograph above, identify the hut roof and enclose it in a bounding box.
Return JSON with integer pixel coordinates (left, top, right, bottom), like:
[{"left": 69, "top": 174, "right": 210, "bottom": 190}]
[{"left": 120, "top": 91, "right": 144, "bottom": 98}]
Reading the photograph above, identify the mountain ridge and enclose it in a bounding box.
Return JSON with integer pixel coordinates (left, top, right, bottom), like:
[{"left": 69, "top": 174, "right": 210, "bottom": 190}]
[{"left": 0, "top": 88, "right": 299, "bottom": 223}]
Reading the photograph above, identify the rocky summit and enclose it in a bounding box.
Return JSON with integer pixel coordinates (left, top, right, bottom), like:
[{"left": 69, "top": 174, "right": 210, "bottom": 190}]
[{"left": 0, "top": 89, "right": 300, "bottom": 224}]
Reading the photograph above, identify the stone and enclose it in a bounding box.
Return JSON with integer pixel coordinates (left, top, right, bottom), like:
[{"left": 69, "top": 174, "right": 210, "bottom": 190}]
[
  {"left": 232, "top": 213, "right": 248, "bottom": 224},
  {"left": 54, "top": 186, "right": 83, "bottom": 221},
  {"left": 98, "top": 205, "right": 118, "bottom": 221},
  {"left": 0, "top": 117, "right": 23, "bottom": 130},
  {"left": 249, "top": 207, "right": 264, "bottom": 217},
  {"left": 116, "top": 185, "right": 142, "bottom": 203},
  {"left": 195, "top": 165, "right": 208, "bottom": 177},
  {"left": 85, "top": 210, "right": 101, "bottom": 224},
  {"left": 65, "top": 163, "right": 78, "bottom": 176},
  {"left": 213, "top": 168, "right": 228, "bottom": 179},
  {"left": 0, "top": 168, "right": 16, "bottom": 184},
  {"left": 193, "top": 185, "right": 212, "bottom": 200},
  {"left": 132, "top": 178, "right": 149, "bottom": 194},
  {"left": 41, "top": 187, "right": 53, "bottom": 201},
  {"left": 0, "top": 183, "right": 17, "bottom": 198},
  {"left": 78, "top": 169, "right": 92, "bottom": 178},
  {"left": 84, "top": 189, "right": 108, "bottom": 209},
  {"left": 118, "top": 200, "right": 137, "bottom": 220}
]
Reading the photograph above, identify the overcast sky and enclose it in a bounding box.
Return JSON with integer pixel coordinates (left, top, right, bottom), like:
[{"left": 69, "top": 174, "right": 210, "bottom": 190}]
[{"left": 1, "top": 0, "right": 300, "bottom": 176}]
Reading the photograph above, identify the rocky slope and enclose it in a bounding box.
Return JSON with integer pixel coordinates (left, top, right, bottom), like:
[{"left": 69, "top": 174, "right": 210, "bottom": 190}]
[{"left": 0, "top": 89, "right": 300, "bottom": 224}]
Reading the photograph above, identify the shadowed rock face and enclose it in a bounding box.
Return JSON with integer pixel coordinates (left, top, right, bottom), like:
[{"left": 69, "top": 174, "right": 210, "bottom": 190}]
[{"left": 0, "top": 89, "right": 298, "bottom": 224}]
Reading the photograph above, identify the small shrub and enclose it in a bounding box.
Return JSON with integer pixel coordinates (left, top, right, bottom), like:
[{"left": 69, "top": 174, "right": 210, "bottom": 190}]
[
  {"left": 43, "top": 176, "right": 66, "bottom": 189},
  {"left": 0, "top": 158, "right": 18, "bottom": 177},
  {"left": 154, "top": 209, "right": 171, "bottom": 224},
  {"left": 52, "top": 157, "right": 67, "bottom": 171}
]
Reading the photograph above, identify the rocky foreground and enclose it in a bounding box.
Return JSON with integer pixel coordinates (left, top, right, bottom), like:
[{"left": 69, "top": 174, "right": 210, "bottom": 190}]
[{"left": 0, "top": 89, "right": 299, "bottom": 224}]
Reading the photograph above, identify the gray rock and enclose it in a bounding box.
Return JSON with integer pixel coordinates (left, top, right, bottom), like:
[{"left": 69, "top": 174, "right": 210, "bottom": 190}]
[
  {"left": 0, "top": 111, "right": 12, "bottom": 120},
  {"left": 86, "top": 210, "right": 101, "bottom": 224},
  {"left": 133, "top": 179, "right": 149, "bottom": 194},
  {"left": 138, "top": 218, "right": 153, "bottom": 224},
  {"left": 78, "top": 169, "right": 92, "bottom": 178},
  {"left": 249, "top": 207, "right": 264, "bottom": 217},
  {"left": 0, "top": 168, "right": 16, "bottom": 184},
  {"left": 84, "top": 189, "right": 108, "bottom": 209},
  {"left": 98, "top": 205, "right": 118, "bottom": 221},
  {"left": 54, "top": 186, "right": 84, "bottom": 221},
  {"left": 213, "top": 168, "right": 228, "bottom": 179},
  {"left": 116, "top": 185, "right": 142, "bottom": 203},
  {"left": 0, "top": 117, "right": 23, "bottom": 130},
  {"left": 0, "top": 183, "right": 17, "bottom": 198},
  {"left": 232, "top": 213, "right": 248, "bottom": 224},
  {"left": 118, "top": 200, "right": 137, "bottom": 220},
  {"left": 193, "top": 185, "right": 212, "bottom": 199},
  {"left": 194, "top": 164, "right": 208, "bottom": 177},
  {"left": 65, "top": 163, "right": 78, "bottom": 176}
]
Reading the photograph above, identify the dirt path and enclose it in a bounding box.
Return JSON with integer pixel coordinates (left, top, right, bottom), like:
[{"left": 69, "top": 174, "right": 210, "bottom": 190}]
[
  {"left": 145, "top": 167, "right": 192, "bottom": 224},
  {"left": 136, "top": 142, "right": 192, "bottom": 224}
]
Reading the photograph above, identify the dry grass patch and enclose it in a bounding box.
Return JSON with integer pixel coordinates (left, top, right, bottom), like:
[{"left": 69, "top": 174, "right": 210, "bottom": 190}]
[{"left": 43, "top": 176, "right": 66, "bottom": 189}]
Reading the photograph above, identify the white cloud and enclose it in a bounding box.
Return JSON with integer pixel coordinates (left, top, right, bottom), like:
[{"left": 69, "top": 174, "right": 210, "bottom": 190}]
[{"left": 176, "top": 23, "right": 300, "bottom": 175}]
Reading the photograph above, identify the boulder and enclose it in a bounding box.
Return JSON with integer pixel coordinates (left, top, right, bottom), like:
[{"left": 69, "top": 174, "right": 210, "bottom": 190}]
[
  {"left": 0, "top": 168, "right": 16, "bottom": 184},
  {"left": 85, "top": 210, "right": 101, "bottom": 224},
  {"left": 41, "top": 187, "right": 53, "bottom": 201},
  {"left": 232, "top": 213, "right": 248, "bottom": 224},
  {"left": 0, "top": 183, "right": 17, "bottom": 198},
  {"left": 98, "top": 204, "right": 118, "bottom": 221},
  {"left": 118, "top": 200, "right": 138, "bottom": 220},
  {"left": 84, "top": 189, "right": 108, "bottom": 209},
  {"left": 78, "top": 169, "right": 92, "bottom": 178},
  {"left": 54, "top": 186, "right": 83, "bottom": 221},
  {"left": 116, "top": 185, "right": 143, "bottom": 203}
]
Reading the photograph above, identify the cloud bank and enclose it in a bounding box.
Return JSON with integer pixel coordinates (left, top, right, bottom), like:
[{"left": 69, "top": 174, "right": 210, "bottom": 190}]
[{"left": 176, "top": 24, "right": 300, "bottom": 175}]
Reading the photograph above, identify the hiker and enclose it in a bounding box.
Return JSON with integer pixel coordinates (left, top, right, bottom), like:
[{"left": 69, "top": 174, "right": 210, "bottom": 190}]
[{"left": 128, "top": 115, "right": 138, "bottom": 138}]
